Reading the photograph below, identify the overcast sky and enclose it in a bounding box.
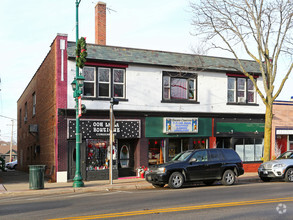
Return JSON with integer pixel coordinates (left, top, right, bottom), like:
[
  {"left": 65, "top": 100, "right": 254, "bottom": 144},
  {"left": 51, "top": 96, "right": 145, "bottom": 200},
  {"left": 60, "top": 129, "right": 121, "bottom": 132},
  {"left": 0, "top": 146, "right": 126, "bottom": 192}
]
[{"left": 0, "top": 0, "right": 292, "bottom": 141}]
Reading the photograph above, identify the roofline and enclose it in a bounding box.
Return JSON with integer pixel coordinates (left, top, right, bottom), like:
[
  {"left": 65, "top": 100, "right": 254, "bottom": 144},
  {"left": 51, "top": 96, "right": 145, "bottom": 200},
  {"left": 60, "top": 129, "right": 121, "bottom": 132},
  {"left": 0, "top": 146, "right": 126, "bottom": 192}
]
[{"left": 67, "top": 41, "right": 260, "bottom": 64}]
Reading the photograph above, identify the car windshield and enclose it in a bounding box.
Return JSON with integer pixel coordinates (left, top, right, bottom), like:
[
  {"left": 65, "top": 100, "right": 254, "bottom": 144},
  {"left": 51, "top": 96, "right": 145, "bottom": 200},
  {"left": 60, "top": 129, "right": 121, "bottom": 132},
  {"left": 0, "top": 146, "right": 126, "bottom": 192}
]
[
  {"left": 172, "top": 151, "right": 193, "bottom": 162},
  {"left": 277, "top": 151, "right": 293, "bottom": 159}
]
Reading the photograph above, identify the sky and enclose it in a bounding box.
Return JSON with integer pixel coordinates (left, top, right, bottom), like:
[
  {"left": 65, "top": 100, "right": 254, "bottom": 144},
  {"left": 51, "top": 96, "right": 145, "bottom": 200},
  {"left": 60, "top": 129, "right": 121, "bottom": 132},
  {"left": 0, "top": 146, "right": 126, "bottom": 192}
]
[{"left": 0, "top": 0, "right": 292, "bottom": 141}]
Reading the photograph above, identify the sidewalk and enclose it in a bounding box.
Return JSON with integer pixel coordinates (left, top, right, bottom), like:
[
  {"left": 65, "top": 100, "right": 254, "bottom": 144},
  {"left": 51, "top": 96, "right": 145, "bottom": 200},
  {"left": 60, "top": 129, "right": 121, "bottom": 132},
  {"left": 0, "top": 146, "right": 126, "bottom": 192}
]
[{"left": 0, "top": 170, "right": 260, "bottom": 197}]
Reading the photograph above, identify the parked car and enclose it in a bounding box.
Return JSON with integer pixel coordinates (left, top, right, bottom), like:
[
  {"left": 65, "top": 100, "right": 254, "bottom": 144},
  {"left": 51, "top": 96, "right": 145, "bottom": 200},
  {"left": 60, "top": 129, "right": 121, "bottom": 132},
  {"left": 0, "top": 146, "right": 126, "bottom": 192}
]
[
  {"left": 5, "top": 160, "right": 17, "bottom": 169},
  {"left": 145, "top": 148, "right": 244, "bottom": 189},
  {"left": 258, "top": 151, "right": 293, "bottom": 182}
]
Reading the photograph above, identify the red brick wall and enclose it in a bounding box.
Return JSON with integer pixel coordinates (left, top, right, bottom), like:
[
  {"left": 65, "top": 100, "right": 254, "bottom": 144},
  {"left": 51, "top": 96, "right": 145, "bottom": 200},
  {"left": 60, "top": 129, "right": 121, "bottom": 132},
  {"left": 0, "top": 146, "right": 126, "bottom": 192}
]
[
  {"left": 17, "top": 35, "right": 67, "bottom": 182},
  {"left": 95, "top": 2, "right": 106, "bottom": 45}
]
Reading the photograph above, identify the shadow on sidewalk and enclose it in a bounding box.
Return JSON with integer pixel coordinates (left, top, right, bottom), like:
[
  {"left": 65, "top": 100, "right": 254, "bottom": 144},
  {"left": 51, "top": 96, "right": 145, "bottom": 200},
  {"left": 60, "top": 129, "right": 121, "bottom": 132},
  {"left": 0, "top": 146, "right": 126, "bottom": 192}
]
[{"left": 0, "top": 169, "right": 29, "bottom": 184}]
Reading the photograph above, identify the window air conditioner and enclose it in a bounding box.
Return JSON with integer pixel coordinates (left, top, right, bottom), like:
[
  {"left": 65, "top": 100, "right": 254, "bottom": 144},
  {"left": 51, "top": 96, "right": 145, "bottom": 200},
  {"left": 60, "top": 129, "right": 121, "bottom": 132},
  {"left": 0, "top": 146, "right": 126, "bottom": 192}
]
[{"left": 238, "top": 97, "right": 246, "bottom": 103}]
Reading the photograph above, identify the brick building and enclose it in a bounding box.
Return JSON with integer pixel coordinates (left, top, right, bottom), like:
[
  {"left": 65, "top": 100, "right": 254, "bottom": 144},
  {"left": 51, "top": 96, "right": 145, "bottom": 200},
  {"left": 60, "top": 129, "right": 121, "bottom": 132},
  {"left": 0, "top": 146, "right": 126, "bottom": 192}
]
[
  {"left": 271, "top": 98, "right": 293, "bottom": 159},
  {"left": 17, "top": 2, "right": 266, "bottom": 182}
]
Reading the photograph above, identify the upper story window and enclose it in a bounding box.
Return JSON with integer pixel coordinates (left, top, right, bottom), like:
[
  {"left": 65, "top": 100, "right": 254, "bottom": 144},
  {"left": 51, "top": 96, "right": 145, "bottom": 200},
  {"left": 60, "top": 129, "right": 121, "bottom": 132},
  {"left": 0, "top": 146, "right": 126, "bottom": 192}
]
[
  {"left": 19, "top": 109, "right": 22, "bottom": 128},
  {"left": 24, "top": 102, "right": 28, "bottom": 122},
  {"left": 163, "top": 71, "right": 197, "bottom": 102},
  {"left": 227, "top": 76, "right": 256, "bottom": 104},
  {"left": 83, "top": 67, "right": 96, "bottom": 97},
  {"left": 32, "top": 92, "right": 36, "bottom": 116},
  {"left": 82, "top": 66, "right": 126, "bottom": 99}
]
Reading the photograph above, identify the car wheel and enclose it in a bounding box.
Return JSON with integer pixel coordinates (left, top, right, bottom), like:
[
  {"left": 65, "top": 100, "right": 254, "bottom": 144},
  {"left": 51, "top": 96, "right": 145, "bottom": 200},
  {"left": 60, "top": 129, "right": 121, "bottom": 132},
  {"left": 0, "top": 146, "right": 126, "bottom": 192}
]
[
  {"left": 284, "top": 168, "right": 293, "bottom": 182},
  {"left": 260, "top": 177, "right": 271, "bottom": 182},
  {"left": 221, "top": 170, "right": 235, "bottom": 186},
  {"left": 203, "top": 180, "right": 215, "bottom": 186},
  {"left": 152, "top": 183, "right": 165, "bottom": 188},
  {"left": 168, "top": 172, "right": 184, "bottom": 189}
]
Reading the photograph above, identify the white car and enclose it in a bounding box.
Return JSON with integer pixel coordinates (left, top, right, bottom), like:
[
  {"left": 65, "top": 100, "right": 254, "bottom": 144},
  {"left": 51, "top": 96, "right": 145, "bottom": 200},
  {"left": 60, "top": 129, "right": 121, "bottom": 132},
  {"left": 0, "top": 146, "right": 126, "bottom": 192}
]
[
  {"left": 258, "top": 151, "right": 293, "bottom": 182},
  {"left": 5, "top": 160, "right": 17, "bottom": 169}
]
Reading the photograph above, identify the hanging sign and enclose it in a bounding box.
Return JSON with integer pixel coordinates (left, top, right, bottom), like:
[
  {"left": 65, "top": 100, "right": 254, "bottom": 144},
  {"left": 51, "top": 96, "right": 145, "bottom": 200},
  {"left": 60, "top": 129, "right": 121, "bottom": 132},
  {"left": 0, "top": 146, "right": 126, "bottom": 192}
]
[{"left": 163, "top": 118, "right": 198, "bottom": 133}]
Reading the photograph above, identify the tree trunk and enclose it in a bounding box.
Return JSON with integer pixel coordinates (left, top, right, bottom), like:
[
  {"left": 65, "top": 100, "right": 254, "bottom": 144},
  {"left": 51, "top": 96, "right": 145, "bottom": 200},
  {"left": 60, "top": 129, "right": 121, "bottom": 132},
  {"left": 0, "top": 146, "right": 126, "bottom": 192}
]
[{"left": 263, "top": 103, "right": 273, "bottom": 162}]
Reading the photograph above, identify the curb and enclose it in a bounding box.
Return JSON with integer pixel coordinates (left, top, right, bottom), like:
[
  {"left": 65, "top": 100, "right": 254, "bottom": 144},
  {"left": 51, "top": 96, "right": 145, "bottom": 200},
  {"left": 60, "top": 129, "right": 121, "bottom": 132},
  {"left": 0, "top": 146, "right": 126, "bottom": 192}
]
[{"left": 0, "top": 177, "right": 260, "bottom": 197}]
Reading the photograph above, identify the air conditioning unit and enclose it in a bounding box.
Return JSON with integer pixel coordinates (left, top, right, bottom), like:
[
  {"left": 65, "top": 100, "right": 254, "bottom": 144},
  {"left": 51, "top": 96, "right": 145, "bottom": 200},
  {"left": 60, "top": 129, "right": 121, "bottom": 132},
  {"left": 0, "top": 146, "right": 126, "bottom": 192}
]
[
  {"left": 29, "top": 124, "right": 38, "bottom": 133},
  {"left": 24, "top": 116, "right": 27, "bottom": 122},
  {"left": 238, "top": 97, "right": 246, "bottom": 103}
]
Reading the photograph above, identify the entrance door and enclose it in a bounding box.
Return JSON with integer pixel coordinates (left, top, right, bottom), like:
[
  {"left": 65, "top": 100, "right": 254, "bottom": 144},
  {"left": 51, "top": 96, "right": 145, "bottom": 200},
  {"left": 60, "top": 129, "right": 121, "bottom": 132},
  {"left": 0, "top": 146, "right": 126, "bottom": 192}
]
[
  {"left": 68, "top": 141, "right": 86, "bottom": 180},
  {"left": 118, "top": 139, "right": 136, "bottom": 177},
  {"left": 276, "top": 135, "right": 287, "bottom": 155}
]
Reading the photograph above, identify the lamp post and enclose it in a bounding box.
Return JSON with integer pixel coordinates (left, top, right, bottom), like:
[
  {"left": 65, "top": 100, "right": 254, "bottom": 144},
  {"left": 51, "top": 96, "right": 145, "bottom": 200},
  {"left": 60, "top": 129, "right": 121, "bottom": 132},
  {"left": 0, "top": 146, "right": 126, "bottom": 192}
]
[
  {"left": 109, "top": 98, "right": 119, "bottom": 185},
  {"left": 72, "top": 0, "right": 85, "bottom": 188}
]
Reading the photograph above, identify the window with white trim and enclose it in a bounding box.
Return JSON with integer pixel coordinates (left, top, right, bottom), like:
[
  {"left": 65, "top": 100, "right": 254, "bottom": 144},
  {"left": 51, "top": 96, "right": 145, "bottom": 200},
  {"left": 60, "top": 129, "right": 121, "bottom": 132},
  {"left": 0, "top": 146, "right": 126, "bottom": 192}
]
[
  {"left": 24, "top": 102, "right": 28, "bottom": 122},
  {"left": 98, "top": 68, "right": 110, "bottom": 98},
  {"left": 163, "top": 72, "right": 197, "bottom": 101},
  {"left": 82, "top": 66, "right": 126, "bottom": 99},
  {"left": 83, "top": 67, "right": 96, "bottom": 97},
  {"left": 32, "top": 92, "right": 36, "bottom": 116},
  {"left": 227, "top": 76, "right": 256, "bottom": 104},
  {"left": 113, "top": 69, "right": 125, "bottom": 98}
]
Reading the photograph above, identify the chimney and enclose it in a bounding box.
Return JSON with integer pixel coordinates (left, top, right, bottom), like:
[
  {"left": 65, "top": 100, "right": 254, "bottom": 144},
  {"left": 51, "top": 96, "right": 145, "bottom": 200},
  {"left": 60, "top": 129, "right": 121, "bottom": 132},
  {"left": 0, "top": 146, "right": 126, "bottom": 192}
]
[{"left": 95, "top": 2, "right": 106, "bottom": 45}]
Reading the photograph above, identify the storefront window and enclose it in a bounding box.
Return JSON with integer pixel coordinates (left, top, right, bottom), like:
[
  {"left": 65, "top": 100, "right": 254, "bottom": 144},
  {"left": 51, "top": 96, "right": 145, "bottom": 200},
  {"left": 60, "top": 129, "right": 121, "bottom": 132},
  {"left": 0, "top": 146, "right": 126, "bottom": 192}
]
[
  {"left": 86, "top": 139, "right": 117, "bottom": 171},
  {"left": 290, "top": 135, "right": 293, "bottom": 150},
  {"left": 148, "top": 139, "right": 164, "bottom": 165},
  {"left": 192, "top": 138, "right": 207, "bottom": 149},
  {"left": 234, "top": 138, "right": 263, "bottom": 162},
  {"left": 168, "top": 139, "right": 189, "bottom": 161}
]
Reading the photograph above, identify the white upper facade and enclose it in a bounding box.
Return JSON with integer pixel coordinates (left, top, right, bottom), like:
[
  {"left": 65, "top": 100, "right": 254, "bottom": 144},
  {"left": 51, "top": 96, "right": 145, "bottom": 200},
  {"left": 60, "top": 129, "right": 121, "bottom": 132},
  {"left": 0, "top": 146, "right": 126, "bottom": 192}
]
[{"left": 67, "top": 58, "right": 266, "bottom": 115}]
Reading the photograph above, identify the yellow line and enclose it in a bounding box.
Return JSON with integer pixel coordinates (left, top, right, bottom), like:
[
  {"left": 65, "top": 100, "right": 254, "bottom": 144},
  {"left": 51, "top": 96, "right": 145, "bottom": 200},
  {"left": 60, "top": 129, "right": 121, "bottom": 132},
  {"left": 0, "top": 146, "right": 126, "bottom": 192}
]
[{"left": 50, "top": 197, "right": 293, "bottom": 220}]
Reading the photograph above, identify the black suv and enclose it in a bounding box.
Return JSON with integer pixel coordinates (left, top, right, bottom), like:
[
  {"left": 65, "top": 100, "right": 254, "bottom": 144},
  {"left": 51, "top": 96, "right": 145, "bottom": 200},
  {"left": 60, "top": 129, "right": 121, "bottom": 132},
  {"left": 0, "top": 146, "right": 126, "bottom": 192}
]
[{"left": 145, "top": 148, "right": 244, "bottom": 189}]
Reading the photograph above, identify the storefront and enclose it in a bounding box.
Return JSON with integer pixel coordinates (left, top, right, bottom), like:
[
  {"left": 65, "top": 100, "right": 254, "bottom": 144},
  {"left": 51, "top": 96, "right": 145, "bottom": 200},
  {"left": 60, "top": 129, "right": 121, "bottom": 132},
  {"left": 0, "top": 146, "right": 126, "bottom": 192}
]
[
  {"left": 67, "top": 119, "right": 141, "bottom": 180},
  {"left": 214, "top": 118, "right": 265, "bottom": 171},
  {"left": 145, "top": 117, "right": 212, "bottom": 165},
  {"left": 275, "top": 128, "right": 293, "bottom": 156}
]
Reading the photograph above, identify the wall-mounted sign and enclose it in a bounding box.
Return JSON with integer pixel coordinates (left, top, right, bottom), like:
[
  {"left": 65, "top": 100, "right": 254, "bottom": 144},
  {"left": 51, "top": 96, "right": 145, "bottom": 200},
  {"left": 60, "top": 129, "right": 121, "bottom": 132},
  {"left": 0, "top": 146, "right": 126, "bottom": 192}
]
[
  {"left": 163, "top": 118, "right": 198, "bottom": 133},
  {"left": 68, "top": 119, "right": 141, "bottom": 139}
]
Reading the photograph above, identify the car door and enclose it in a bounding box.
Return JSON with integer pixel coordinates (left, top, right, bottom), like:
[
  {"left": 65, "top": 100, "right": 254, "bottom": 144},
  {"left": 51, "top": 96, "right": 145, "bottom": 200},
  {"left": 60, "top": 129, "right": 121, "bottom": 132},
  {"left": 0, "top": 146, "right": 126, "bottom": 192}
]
[
  {"left": 205, "top": 149, "right": 224, "bottom": 179},
  {"left": 186, "top": 150, "right": 209, "bottom": 181}
]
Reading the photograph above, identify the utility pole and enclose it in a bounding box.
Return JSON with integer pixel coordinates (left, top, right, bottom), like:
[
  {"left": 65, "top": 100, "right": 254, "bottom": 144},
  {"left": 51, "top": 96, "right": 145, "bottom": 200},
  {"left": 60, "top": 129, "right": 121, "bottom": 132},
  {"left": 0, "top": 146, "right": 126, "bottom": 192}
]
[
  {"left": 0, "top": 115, "right": 16, "bottom": 162},
  {"left": 9, "top": 120, "right": 14, "bottom": 162}
]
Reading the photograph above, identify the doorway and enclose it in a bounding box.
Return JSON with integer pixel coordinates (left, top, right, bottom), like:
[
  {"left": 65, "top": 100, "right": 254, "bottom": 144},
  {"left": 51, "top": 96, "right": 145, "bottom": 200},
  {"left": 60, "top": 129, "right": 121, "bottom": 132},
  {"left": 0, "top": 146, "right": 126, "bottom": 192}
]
[{"left": 118, "top": 139, "right": 136, "bottom": 177}]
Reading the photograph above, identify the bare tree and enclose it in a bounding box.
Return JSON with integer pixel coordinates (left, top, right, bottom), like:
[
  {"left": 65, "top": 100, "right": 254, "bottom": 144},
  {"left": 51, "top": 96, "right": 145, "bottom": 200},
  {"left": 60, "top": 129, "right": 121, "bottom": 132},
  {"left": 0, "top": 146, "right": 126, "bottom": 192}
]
[{"left": 190, "top": 0, "right": 293, "bottom": 162}]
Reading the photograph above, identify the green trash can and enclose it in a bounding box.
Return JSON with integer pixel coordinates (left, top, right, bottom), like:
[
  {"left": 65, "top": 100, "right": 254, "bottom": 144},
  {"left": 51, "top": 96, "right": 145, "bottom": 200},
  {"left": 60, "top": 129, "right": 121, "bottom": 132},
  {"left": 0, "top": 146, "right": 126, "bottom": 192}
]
[{"left": 29, "top": 165, "right": 46, "bottom": 190}]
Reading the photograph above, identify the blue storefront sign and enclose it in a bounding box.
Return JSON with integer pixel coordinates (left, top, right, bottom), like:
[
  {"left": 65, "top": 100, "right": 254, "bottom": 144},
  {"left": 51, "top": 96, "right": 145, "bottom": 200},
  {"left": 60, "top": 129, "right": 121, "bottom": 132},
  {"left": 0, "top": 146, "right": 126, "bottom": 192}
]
[{"left": 163, "top": 118, "right": 198, "bottom": 133}]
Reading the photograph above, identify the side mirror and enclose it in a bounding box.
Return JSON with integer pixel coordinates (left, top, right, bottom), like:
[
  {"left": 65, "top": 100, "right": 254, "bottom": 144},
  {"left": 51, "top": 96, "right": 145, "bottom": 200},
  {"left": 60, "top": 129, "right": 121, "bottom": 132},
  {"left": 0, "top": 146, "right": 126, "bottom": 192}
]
[{"left": 190, "top": 158, "right": 197, "bottom": 163}]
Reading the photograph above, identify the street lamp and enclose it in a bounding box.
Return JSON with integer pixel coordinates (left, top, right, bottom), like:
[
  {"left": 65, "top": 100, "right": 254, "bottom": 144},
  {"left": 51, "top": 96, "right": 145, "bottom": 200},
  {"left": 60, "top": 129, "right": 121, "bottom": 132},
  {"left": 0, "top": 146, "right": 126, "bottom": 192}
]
[
  {"left": 72, "top": 0, "right": 84, "bottom": 188},
  {"left": 109, "top": 98, "right": 119, "bottom": 185}
]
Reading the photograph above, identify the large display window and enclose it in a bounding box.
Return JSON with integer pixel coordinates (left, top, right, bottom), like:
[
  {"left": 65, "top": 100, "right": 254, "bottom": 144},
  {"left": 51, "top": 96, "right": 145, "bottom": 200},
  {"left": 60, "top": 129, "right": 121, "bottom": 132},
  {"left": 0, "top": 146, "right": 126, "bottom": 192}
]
[
  {"left": 148, "top": 139, "right": 164, "bottom": 165},
  {"left": 217, "top": 137, "right": 263, "bottom": 162},
  {"left": 86, "top": 139, "right": 117, "bottom": 171}
]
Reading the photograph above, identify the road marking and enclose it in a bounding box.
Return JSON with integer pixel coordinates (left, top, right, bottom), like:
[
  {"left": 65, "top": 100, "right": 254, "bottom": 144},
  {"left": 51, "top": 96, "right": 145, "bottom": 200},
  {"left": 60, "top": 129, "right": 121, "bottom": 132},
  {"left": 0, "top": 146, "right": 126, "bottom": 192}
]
[{"left": 49, "top": 196, "right": 293, "bottom": 219}]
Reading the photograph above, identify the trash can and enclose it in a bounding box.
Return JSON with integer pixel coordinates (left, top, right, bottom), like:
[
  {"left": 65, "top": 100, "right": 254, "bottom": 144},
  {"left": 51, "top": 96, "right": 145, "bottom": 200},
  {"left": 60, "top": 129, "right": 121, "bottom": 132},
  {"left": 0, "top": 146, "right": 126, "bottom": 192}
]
[{"left": 29, "top": 165, "right": 46, "bottom": 190}]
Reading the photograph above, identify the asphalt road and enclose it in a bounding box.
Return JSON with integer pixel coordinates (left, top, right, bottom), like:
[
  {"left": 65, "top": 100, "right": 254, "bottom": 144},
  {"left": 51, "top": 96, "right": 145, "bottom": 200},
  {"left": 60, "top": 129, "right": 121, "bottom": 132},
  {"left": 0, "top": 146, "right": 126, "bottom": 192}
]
[{"left": 1, "top": 181, "right": 293, "bottom": 220}]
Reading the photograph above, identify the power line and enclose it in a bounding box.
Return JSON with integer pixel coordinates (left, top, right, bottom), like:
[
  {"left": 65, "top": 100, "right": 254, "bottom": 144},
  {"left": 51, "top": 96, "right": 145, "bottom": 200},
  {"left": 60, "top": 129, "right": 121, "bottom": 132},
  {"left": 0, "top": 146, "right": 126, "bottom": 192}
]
[{"left": 0, "top": 115, "right": 16, "bottom": 120}]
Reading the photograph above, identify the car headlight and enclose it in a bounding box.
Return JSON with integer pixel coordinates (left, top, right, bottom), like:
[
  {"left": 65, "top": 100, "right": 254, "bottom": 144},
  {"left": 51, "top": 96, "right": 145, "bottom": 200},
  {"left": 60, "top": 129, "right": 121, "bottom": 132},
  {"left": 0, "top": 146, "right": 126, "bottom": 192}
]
[
  {"left": 273, "top": 164, "right": 286, "bottom": 168},
  {"left": 157, "top": 167, "right": 166, "bottom": 173}
]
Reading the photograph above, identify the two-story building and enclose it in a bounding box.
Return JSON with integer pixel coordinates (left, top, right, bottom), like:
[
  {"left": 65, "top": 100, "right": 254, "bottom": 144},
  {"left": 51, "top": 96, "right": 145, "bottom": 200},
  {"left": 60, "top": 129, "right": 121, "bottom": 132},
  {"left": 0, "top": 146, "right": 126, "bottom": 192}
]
[
  {"left": 271, "top": 98, "right": 293, "bottom": 158},
  {"left": 17, "top": 2, "right": 266, "bottom": 182}
]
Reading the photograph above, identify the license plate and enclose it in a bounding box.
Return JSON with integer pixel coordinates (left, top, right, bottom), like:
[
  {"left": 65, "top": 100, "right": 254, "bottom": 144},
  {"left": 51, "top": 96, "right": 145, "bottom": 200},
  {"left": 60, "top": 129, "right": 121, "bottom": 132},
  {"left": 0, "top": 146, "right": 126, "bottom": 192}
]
[
  {"left": 147, "top": 175, "right": 152, "bottom": 181},
  {"left": 263, "top": 171, "right": 268, "bottom": 174}
]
